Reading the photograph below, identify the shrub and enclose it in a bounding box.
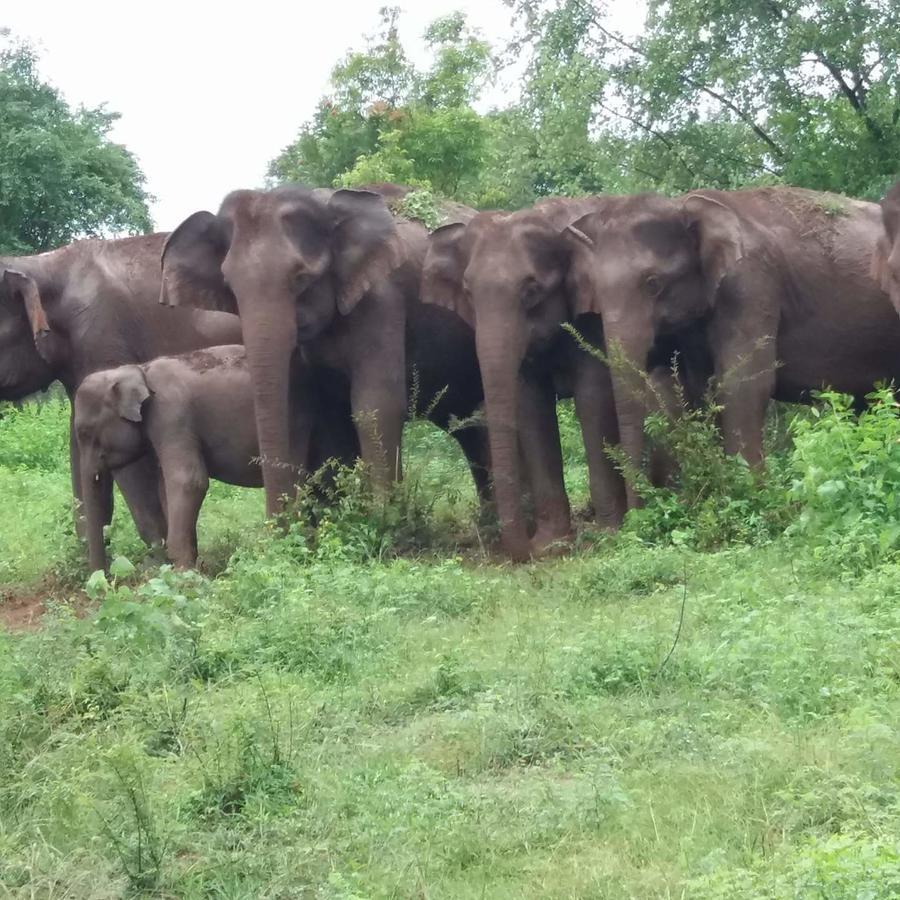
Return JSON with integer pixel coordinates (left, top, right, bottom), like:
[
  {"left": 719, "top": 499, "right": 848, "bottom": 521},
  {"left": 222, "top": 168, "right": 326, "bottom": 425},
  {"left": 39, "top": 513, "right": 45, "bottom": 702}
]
[
  {"left": 789, "top": 387, "right": 900, "bottom": 572},
  {"left": 616, "top": 379, "right": 794, "bottom": 550}
]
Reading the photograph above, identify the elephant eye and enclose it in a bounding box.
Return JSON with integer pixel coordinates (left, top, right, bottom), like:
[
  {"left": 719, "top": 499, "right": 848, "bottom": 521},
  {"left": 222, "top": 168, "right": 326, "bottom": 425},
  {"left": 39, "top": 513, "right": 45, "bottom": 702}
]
[
  {"left": 645, "top": 274, "right": 663, "bottom": 297},
  {"left": 521, "top": 278, "right": 542, "bottom": 311}
]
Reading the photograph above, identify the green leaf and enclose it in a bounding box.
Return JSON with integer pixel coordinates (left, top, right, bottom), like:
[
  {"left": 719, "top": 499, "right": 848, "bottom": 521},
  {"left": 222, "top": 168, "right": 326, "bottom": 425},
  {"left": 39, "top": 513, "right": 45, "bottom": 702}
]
[{"left": 109, "top": 555, "right": 136, "bottom": 579}]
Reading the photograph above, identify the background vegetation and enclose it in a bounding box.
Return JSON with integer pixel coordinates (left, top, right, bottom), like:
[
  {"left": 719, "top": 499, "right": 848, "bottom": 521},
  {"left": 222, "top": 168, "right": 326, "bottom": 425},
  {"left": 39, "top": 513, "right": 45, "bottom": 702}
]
[
  {"left": 269, "top": 1, "right": 900, "bottom": 205},
  {"left": 4, "top": 390, "right": 900, "bottom": 896},
  {"left": 4, "top": 2, "right": 900, "bottom": 895}
]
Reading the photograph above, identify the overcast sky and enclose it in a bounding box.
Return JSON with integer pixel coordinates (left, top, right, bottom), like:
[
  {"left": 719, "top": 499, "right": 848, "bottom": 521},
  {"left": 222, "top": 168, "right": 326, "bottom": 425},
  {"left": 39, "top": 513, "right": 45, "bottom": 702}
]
[{"left": 5, "top": 1, "right": 644, "bottom": 231}]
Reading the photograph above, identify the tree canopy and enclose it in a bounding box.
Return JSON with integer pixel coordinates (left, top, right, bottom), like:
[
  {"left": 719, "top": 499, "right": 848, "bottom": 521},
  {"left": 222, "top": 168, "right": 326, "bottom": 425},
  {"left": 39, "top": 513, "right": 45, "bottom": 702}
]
[
  {"left": 0, "top": 34, "right": 151, "bottom": 254},
  {"left": 269, "top": 1, "right": 900, "bottom": 208}
]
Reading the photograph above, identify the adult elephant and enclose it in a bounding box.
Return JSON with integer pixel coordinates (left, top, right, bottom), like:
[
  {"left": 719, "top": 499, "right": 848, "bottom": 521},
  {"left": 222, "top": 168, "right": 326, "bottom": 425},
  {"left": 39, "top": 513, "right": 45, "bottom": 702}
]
[
  {"left": 159, "top": 185, "right": 488, "bottom": 518},
  {"left": 0, "top": 235, "right": 243, "bottom": 544},
  {"left": 567, "top": 187, "right": 900, "bottom": 502},
  {"left": 421, "top": 198, "right": 636, "bottom": 561}
]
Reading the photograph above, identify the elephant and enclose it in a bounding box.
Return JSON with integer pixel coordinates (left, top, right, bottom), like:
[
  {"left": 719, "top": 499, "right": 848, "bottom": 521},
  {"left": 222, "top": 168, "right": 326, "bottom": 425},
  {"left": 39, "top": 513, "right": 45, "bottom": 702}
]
[
  {"left": 0, "top": 236, "right": 243, "bottom": 545},
  {"left": 874, "top": 180, "right": 900, "bottom": 313},
  {"left": 421, "top": 197, "right": 641, "bottom": 561},
  {"left": 159, "top": 185, "right": 489, "bottom": 520},
  {"left": 565, "top": 187, "right": 900, "bottom": 501},
  {"left": 74, "top": 345, "right": 356, "bottom": 571}
]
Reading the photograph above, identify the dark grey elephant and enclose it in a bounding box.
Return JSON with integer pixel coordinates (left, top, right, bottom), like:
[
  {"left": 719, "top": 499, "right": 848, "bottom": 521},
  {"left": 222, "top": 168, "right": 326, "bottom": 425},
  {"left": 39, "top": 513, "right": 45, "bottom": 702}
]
[
  {"left": 421, "top": 198, "right": 632, "bottom": 561},
  {"left": 0, "top": 236, "right": 243, "bottom": 545},
  {"left": 567, "top": 187, "right": 900, "bottom": 499},
  {"left": 159, "top": 185, "right": 489, "bottom": 520}
]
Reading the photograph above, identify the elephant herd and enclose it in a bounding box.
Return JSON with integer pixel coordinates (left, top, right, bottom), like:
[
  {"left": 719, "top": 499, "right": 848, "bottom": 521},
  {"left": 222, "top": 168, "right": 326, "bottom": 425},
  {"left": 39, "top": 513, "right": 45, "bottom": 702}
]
[{"left": 3, "top": 181, "right": 900, "bottom": 570}]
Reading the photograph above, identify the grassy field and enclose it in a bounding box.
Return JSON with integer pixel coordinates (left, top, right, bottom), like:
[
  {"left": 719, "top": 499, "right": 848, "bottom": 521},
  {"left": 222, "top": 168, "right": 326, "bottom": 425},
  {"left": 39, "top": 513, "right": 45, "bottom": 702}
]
[{"left": 2, "top": 394, "right": 900, "bottom": 898}]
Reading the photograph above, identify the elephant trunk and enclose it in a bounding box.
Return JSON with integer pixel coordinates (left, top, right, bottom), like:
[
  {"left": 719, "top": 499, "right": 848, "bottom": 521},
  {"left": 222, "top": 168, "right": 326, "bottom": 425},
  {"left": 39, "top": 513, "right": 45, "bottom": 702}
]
[
  {"left": 80, "top": 455, "right": 110, "bottom": 573},
  {"left": 242, "top": 308, "right": 300, "bottom": 518},
  {"left": 605, "top": 315, "right": 655, "bottom": 510},
  {"left": 476, "top": 324, "right": 530, "bottom": 561}
]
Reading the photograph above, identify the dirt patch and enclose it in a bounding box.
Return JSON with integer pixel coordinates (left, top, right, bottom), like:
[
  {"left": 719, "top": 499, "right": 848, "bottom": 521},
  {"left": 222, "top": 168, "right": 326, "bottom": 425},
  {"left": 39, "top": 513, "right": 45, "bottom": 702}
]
[{"left": 0, "top": 582, "right": 94, "bottom": 633}]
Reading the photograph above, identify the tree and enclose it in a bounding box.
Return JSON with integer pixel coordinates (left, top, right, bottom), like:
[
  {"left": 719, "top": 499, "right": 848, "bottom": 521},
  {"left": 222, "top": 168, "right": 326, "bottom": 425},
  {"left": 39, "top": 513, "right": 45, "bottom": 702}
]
[
  {"left": 269, "top": 9, "right": 495, "bottom": 202},
  {"left": 508, "top": 0, "right": 900, "bottom": 198},
  {"left": 0, "top": 34, "right": 151, "bottom": 254}
]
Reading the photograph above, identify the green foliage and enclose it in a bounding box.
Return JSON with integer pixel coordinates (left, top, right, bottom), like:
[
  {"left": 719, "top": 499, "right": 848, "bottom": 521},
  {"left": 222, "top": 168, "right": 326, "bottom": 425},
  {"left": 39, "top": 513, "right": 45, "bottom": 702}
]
[
  {"left": 620, "top": 385, "right": 795, "bottom": 550},
  {"left": 789, "top": 387, "right": 900, "bottom": 572},
  {"left": 511, "top": 0, "right": 900, "bottom": 196},
  {"left": 6, "top": 375, "right": 900, "bottom": 894},
  {"left": 269, "top": 9, "right": 494, "bottom": 201},
  {"left": 0, "top": 35, "right": 151, "bottom": 253},
  {"left": 0, "top": 394, "right": 69, "bottom": 472}
]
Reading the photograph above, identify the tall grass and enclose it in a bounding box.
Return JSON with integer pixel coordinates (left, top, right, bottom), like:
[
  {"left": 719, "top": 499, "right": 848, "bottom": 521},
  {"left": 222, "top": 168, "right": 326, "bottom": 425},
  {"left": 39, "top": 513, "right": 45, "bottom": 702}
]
[{"left": 2, "top": 388, "right": 900, "bottom": 896}]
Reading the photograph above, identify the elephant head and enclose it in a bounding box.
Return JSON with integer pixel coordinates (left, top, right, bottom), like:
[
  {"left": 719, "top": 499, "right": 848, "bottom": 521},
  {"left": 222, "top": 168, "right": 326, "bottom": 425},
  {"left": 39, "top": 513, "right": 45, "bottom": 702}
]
[
  {"left": 0, "top": 267, "right": 56, "bottom": 400},
  {"left": 160, "top": 186, "right": 406, "bottom": 516},
  {"left": 565, "top": 192, "right": 744, "bottom": 500},
  {"left": 875, "top": 181, "right": 900, "bottom": 314},
  {"left": 421, "top": 203, "right": 596, "bottom": 560},
  {"left": 74, "top": 366, "right": 151, "bottom": 571}
]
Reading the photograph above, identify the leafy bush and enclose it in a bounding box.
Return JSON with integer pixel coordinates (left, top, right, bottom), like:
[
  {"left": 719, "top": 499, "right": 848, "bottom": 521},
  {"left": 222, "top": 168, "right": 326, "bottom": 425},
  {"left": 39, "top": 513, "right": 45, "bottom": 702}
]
[
  {"left": 616, "top": 380, "right": 794, "bottom": 550},
  {"left": 789, "top": 387, "right": 900, "bottom": 572}
]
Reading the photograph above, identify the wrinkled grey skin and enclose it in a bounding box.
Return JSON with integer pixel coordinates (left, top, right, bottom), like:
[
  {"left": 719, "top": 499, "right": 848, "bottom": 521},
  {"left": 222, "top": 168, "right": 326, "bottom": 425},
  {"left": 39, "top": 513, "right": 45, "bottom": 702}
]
[
  {"left": 875, "top": 180, "right": 900, "bottom": 316},
  {"left": 0, "top": 236, "right": 243, "bottom": 545},
  {"left": 568, "top": 187, "right": 900, "bottom": 499},
  {"left": 422, "top": 197, "right": 633, "bottom": 562},
  {"left": 75, "top": 345, "right": 355, "bottom": 570},
  {"left": 160, "top": 185, "right": 489, "bottom": 519}
]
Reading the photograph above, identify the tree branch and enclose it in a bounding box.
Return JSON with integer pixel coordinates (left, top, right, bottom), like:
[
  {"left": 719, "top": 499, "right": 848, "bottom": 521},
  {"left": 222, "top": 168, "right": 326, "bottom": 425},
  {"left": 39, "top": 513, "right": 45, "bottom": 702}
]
[
  {"left": 814, "top": 52, "right": 885, "bottom": 140},
  {"left": 597, "top": 101, "right": 697, "bottom": 178},
  {"left": 572, "top": 0, "right": 788, "bottom": 159}
]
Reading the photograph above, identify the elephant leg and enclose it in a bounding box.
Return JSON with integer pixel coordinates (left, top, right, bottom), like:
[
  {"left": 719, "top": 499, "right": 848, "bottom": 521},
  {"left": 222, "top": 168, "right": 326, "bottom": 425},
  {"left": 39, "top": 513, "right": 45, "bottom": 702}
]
[
  {"left": 158, "top": 447, "right": 209, "bottom": 569},
  {"left": 573, "top": 348, "right": 627, "bottom": 529},
  {"left": 519, "top": 376, "right": 571, "bottom": 555},
  {"left": 713, "top": 324, "right": 777, "bottom": 467},
  {"left": 113, "top": 451, "right": 168, "bottom": 547},
  {"left": 71, "top": 411, "right": 112, "bottom": 539}
]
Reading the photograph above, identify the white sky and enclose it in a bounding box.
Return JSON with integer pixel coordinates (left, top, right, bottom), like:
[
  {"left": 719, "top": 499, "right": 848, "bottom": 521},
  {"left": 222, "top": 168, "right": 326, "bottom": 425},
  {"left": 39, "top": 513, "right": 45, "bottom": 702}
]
[{"left": 4, "top": 1, "right": 645, "bottom": 231}]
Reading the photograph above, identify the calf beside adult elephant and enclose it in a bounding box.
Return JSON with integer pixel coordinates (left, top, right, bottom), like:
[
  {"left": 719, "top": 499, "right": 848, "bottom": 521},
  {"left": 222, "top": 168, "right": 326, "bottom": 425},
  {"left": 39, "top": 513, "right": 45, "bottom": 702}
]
[
  {"left": 565, "top": 187, "right": 900, "bottom": 502},
  {"left": 0, "top": 236, "right": 243, "bottom": 545},
  {"left": 75, "top": 345, "right": 355, "bottom": 571},
  {"left": 159, "top": 185, "right": 489, "bottom": 519}
]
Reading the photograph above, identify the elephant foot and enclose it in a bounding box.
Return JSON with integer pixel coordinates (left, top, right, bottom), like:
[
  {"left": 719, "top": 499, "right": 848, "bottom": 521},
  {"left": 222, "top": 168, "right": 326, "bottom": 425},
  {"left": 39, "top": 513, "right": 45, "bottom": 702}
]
[
  {"left": 593, "top": 510, "right": 625, "bottom": 532},
  {"left": 530, "top": 523, "right": 572, "bottom": 558}
]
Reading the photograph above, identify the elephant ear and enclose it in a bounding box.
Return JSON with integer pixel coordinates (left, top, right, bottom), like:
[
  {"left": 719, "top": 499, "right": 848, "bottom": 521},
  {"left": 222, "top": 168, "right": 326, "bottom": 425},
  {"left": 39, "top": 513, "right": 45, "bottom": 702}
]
[
  {"left": 872, "top": 233, "right": 896, "bottom": 296},
  {"left": 326, "top": 189, "right": 407, "bottom": 316},
  {"left": 562, "top": 213, "right": 604, "bottom": 318},
  {"left": 113, "top": 366, "right": 151, "bottom": 423},
  {"left": 1, "top": 268, "right": 52, "bottom": 356},
  {"left": 874, "top": 183, "right": 900, "bottom": 297},
  {"left": 682, "top": 194, "right": 745, "bottom": 296},
  {"left": 160, "top": 211, "right": 236, "bottom": 313},
  {"left": 421, "top": 222, "right": 473, "bottom": 327}
]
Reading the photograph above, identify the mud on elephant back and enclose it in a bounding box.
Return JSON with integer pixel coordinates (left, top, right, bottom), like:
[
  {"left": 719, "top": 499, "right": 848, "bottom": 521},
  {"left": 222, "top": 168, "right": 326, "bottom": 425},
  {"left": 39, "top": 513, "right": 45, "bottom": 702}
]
[{"left": 564, "top": 186, "right": 900, "bottom": 487}]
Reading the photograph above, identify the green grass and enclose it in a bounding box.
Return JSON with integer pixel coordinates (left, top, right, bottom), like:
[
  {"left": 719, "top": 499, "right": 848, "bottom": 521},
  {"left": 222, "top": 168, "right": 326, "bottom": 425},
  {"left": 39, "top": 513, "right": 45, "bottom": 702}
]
[{"left": 2, "top": 396, "right": 900, "bottom": 897}]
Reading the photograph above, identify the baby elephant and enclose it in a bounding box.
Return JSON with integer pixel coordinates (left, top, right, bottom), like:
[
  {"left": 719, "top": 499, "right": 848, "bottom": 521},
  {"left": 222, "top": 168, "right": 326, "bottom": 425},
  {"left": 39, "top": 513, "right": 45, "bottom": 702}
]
[{"left": 74, "top": 346, "right": 351, "bottom": 571}]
